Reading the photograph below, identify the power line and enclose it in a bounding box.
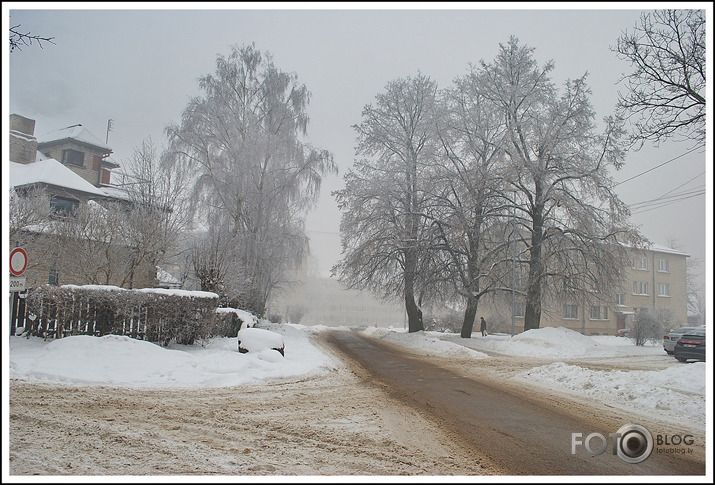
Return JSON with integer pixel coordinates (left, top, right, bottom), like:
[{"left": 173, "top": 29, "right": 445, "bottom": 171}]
[
  {"left": 630, "top": 189, "right": 705, "bottom": 215},
  {"left": 614, "top": 146, "right": 702, "bottom": 186}
]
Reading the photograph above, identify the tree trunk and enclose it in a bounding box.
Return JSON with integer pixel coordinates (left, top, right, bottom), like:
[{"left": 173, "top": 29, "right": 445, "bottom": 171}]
[
  {"left": 524, "top": 200, "right": 544, "bottom": 332},
  {"left": 404, "top": 249, "right": 423, "bottom": 333},
  {"left": 460, "top": 295, "right": 478, "bottom": 338}
]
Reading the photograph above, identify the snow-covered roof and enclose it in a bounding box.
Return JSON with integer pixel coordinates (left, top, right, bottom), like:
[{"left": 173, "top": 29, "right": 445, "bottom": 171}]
[
  {"left": 99, "top": 184, "right": 132, "bottom": 201},
  {"left": 9, "top": 159, "right": 107, "bottom": 197},
  {"left": 620, "top": 241, "right": 690, "bottom": 257},
  {"left": 157, "top": 267, "right": 182, "bottom": 286},
  {"left": 648, "top": 243, "right": 690, "bottom": 257},
  {"left": 37, "top": 124, "right": 112, "bottom": 153}
]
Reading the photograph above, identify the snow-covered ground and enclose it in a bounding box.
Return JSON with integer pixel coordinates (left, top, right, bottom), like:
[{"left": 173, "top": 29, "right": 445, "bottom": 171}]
[{"left": 7, "top": 324, "right": 709, "bottom": 432}]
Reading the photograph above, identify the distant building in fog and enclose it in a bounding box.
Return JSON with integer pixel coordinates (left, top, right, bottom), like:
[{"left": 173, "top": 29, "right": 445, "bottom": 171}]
[{"left": 269, "top": 275, "right": 405, "bottom": 328}]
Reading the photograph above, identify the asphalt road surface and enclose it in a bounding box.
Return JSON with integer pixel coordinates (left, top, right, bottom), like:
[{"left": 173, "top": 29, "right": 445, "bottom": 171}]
[{"left": 324, "top": 330, "right": 706, "bottom": 476}]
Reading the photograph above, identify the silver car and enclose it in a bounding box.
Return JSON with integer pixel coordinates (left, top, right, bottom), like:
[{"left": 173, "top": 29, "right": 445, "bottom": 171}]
[{"left": 663, "top": 326, "right": 704, "bottom": 354}]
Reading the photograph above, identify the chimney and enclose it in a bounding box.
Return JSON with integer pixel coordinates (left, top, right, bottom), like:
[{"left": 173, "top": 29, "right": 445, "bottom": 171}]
[{"left": 9, "top": 114, "right": 39, "bottom": 164}]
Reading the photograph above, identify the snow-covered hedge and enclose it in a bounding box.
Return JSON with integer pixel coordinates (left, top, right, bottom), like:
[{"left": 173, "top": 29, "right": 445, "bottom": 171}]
[
  {"left": 25, "top": 284, "right": 220, "bottom": 345},
  {"left": 214, "top": 307, "right": 257, "bottom": 337}
]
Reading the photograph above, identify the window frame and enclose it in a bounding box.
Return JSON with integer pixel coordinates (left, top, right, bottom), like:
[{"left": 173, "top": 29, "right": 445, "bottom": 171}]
[
  {"left": 50, "top": 195, "right": 79, "bottom": 217},
  {"left": 62, "top": 148, "right": 85, "bottom": 167},
  {"left": 563, "top": 304, "right": 579, "bottom": 320}
]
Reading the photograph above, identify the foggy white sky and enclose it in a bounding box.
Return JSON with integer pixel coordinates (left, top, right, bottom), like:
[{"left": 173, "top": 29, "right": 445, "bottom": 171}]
[{"left": 4, "top": 3, "right": 711, "bottom": 294}]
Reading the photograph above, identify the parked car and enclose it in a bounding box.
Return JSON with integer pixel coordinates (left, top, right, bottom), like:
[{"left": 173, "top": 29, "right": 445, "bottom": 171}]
[
  {"left": 663, "top": 326, "right": 702, "bottom": 355},
  {"left": 616, "top": 328, "right": 632, "bottom": 338},
  {"left": 673, "top": 328, "right": 705, "bottom": 363},
  {"left": 237, "top": 327, "right": 285, "bottom": 356}
]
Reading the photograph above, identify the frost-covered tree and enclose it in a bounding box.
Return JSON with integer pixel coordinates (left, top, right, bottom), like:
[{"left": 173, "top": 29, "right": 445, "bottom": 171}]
[
  {"left": 479, "top": 37, "right": 643, "bottom": 331},
  {"left": 613, "top": 9, "right": 706, "bottom": 149},
  {"left": 9, "top": 185, "right": 51, "bottom": 241},
  {"left": 165, "top": 43, "right": 335, "bottom": 315},
  {"left": 334, "top": 73, "right": 441, "bottom": 333},
  {"left": 432, "top": 70, "right": 510, "bottom": 338}
]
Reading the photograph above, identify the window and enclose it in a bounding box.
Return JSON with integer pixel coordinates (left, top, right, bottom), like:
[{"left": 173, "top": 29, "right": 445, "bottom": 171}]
[
  {"left": 48, "top": 268, "right": 59, "bottom": 286},
  {"left": 563, "top": 304, "right": 578, "bottom": 319},
  {"left": 616, "top": 293, "right": 626, "bottom": 306},
  {"left": 632, "top": 281, "right": 648, "bottom": 295},
  {"left": 658, "top": 283, "right": 670, "bottom": 297},
  {"left": 62, "top": 149, "right": 84, "bottom": 167},
  {"left": 632, "top": 256, "right": 648, "bottom": 270},
  {"left": 590, "top": 306, "right": 609, "bottom": 320},
  {"left": 50, "top": 196, "right": 79, "bottom": 216},
  {"left": 514, "top": 303, "right": 525, "bottom": 317},
  {"left": 657, "top": 259, "right": 669, "bottom": 272}
]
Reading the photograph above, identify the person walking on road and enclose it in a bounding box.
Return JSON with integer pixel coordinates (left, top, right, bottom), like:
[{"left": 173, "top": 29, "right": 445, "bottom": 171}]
[{"left": 480, "top": 316, "right": 487, "bottom": 337}]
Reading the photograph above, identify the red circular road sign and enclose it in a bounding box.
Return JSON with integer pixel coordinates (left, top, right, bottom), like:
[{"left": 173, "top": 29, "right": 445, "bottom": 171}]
[{"left": 10, "top": 247, "right": 28, "bottom": 276}]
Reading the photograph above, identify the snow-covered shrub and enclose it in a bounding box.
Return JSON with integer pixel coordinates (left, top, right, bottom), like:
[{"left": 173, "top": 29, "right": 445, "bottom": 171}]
[
  {"left": 237, "top": 327, "right": 285, "bottom": 356},
  {"left": 214, "top": 307, "right": 258, "bottom": 337}
]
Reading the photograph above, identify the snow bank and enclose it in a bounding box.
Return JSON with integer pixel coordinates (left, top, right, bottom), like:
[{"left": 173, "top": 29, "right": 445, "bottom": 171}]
[
  {"left": 9, "top": 324, "right": 337, "bottom": 388},
  {"left": 364, "top": 326, "right": 489, "bottom": 359},
  {"left": 501, "top": 326, "right": 600, "bottom": 358},
  {"left": 514, "top": 361, "right": 706, "bottom": 429}
]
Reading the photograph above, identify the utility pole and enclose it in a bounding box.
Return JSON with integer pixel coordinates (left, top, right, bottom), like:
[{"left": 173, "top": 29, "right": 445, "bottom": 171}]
[{"left": 511, "top": 205, "right": 516, "bottom": 337}]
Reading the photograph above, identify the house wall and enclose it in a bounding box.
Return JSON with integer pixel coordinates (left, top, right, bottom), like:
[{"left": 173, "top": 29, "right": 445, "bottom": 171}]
[
  {"left": 14, "top": 230, "right": 157, "bottom": 290},
  {"left": 37, "top": 140, "right": 109, "bottom": 187}
]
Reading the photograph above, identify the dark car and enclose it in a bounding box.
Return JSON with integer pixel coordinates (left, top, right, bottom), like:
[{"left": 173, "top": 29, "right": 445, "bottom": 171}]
[
  {"left": 663, "top": 326, "right": 702, "bottom": 355},
  {"left": 673, "top": 329, "right": 705, "bottom": 363}
]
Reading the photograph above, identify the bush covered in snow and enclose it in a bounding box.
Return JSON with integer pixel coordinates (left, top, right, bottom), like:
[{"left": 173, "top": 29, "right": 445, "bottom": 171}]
[{"left": 214, "top": 307, "right": 258, "bottom": 337}]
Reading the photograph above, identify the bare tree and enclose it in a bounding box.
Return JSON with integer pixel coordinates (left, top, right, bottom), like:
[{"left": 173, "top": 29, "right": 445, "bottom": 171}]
[
  {"left": 479, "top": 37, "right": 644, "bottom": 331},
  {"left": 117, "top": 137, "right": 193, "bottom": 282},
  {"left": 334, "top": 73, "right": 441, "bottom": 332},
  {"left": 431, "top": 70, "right": 510, "bottom": 338},
  {"left": 612, "top": 9, "right": 706, "bottom": 149},
  {"left": 165, "top": 43, "right": 336, "bottom": 315},
  {"left": 9, "top": 24, "right": 55, "bottom": 52}
]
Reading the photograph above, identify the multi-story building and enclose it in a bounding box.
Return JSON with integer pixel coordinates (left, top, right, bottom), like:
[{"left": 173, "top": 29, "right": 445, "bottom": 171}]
[
  {"left": 9, "top": 113, "right": 157, "bottom": 289},
  {"left": 482, "top": 244, "right": 690, "bottom": 336}
]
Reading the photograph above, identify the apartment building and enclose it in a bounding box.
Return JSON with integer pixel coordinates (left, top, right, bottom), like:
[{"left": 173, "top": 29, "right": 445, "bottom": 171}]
[{"left": 482, "top": 244, "right": 689, "bottom": 336}]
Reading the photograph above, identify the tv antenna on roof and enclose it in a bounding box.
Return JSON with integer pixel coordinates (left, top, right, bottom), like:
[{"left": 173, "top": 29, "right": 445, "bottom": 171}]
[{"left": 106, "top": 118, "right": 113, "bottom": 144}]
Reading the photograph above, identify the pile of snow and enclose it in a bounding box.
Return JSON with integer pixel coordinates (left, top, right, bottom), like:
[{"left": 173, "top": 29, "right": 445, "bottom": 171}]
[
  {"left": 502, "top": 326, "right": 600, "bottom": 358},
  {"left": 9, "top": 323, "right": 336, "bottom": 388},
  {"left": 237, "top": 327, "right": 285, "bottom": 357},
  {"left": 514, "top": 362, "right": 706, "bottom": 428},
  {"left": 439, "top": 326, "right": 666, "bottom": 359},
  {"left": 364, "top": 326, "right": 488, "bottom": 359}
]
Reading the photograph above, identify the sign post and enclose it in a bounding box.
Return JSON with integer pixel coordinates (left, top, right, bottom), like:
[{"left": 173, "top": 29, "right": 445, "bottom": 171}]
[
  {"left": 9, "top": 247, "right": 29, "bottom": 335},
  {"left": 10, "top": 247, "right": 28, "bottom": 292}
]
